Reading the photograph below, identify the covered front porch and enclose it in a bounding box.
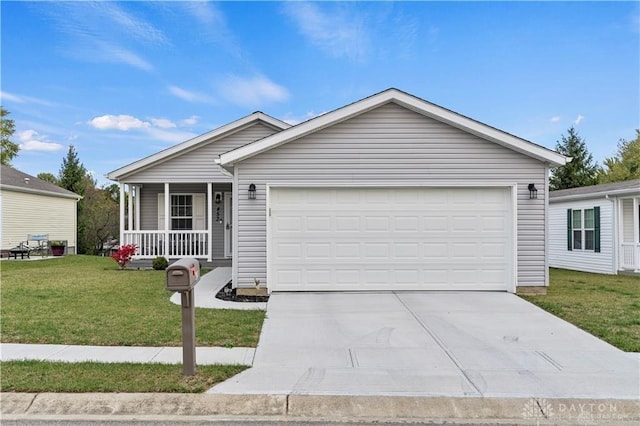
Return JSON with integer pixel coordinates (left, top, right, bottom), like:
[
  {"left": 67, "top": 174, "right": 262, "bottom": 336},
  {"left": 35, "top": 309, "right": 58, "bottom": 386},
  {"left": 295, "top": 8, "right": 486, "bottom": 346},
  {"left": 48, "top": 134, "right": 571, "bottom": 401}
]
[
  {"left": 619, "top": 196, "right": 640, "bottom": 272},
  {"left": 118, "top": 182, "right": 233, "bottom": 261}
]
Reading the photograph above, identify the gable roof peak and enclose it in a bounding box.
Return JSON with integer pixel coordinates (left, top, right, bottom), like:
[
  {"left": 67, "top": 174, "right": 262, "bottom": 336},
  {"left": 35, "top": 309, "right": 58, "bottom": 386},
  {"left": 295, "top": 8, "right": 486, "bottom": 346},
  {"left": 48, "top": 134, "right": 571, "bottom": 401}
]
[
  {"left": 107, "top": 110, "right": 290, "bottom": 181},
  {"left": 220, "top": 88, "right": 568, "bottom": 167}
]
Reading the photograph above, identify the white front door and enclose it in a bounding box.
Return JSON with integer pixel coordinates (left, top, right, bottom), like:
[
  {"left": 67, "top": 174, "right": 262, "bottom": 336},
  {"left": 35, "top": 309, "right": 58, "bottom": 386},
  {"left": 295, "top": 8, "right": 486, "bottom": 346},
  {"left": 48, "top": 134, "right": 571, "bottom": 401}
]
[
  {"left": 224, "top": 192, "right": 233, "bottom": 257},
  {"left": 268, "top": 187, "right": 514, "bottom": 292}
]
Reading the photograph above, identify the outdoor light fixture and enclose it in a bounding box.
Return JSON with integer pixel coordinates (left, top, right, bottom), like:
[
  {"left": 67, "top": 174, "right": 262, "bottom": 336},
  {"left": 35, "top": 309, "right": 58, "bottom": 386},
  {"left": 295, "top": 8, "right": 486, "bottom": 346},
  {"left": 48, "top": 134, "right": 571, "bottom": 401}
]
[
  {"left": 215, "top": 193, "right": 221, "bottom": 204},
  {"left": 528, "top": 183, "right": 538, "bottom": 199},
  {"left": 248, "top": 183, "right": 256, "bottom": 200}
]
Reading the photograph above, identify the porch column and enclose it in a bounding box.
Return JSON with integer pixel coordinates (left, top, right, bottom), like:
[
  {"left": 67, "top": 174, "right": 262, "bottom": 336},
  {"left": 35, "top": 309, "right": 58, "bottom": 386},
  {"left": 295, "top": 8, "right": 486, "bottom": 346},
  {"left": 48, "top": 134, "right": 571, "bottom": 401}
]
[
  {"left": 635, "top": 197, "right": 640, "bottom": 271},
  {"left": 135, "top": 185, "right": 141, "bottom": 231},
  {"left": 119, "top": 183, "right": 125, "bottom": 245},
  {"left": 127, "top": 185, "right": 133, "bottom": 232},
  {"left": 207, "top": 182, "right": 213, "bottom": 262},
  {"left": 164, "top": 183, "right": 170, "bottom": 257}
]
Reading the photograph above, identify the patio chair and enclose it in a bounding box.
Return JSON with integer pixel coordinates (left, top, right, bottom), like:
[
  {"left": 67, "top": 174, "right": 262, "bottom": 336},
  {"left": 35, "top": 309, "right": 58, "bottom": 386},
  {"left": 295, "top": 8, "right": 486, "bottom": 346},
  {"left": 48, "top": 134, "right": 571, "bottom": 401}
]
[{"left": 24, "top": 234, "right": 49, "bottom": 257}]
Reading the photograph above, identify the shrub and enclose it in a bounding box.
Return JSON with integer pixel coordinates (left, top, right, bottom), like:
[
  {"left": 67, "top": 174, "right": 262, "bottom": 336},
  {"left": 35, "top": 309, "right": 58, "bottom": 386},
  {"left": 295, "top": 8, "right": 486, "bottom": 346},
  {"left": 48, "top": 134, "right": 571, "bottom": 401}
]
[
  {"left": 152, "top": 256, "right": 169, "bottom": 270},
  {"left": 110, "top": 244, "right": 137, "bottom": 270}
]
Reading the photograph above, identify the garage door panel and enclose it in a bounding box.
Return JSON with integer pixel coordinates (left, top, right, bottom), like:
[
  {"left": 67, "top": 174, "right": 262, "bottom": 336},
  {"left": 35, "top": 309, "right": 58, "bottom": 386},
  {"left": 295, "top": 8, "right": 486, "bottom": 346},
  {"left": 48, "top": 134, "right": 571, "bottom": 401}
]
[{"left": 269, "top": 187, "right": 513, "bottom": 291}]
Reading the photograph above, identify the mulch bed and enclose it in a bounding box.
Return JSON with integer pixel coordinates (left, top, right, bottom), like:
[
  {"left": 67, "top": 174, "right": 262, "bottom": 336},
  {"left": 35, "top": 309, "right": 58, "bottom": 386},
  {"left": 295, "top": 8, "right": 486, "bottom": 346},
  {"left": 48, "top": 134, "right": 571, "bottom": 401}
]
[{"left": 215, "top": 283, "right": 270, "bottom": 303}]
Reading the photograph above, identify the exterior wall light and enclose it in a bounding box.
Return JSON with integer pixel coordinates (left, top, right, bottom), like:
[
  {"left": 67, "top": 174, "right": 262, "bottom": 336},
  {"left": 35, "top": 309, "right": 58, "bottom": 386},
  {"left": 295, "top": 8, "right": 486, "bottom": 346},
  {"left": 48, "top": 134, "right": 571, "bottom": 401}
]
[
  {"left": 528, "top": 183, "right": 538, "bottom": 199},
  {"left": 215, "top": 193, "right": 221, "bottom": 204},
  {"left": 248, "top": 183, "right": 256, "bottom": 200}
]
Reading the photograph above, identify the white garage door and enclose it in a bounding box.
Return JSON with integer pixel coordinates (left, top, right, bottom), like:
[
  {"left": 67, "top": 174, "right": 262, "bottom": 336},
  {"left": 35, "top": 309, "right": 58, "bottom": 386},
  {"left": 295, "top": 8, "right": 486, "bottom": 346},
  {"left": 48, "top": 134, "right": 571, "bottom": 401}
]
[{"left": 268, "top": 187, "right": 514, "bottom": 291}]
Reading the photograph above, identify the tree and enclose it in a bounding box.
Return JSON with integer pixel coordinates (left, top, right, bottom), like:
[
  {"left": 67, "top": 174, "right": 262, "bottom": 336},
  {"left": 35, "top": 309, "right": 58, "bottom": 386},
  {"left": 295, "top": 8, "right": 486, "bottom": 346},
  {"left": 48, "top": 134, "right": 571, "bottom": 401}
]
[
  {"left": 550, "top": 127, "right": 599, "bottom": 190},
  {"left": 1, "top": 107, "right": 19, "bottom": 165},
  {"left": 58, "top": 145, "right": 88, "bottom": 195},
  {"left": 82, "top": 185, "right": 119, "bottom": 255},
  {"left": 597, "top": 130, "right": 640, "bottom": 183},
  {"left": 37, "top": 172, "right": 58, "bottom": 185}
]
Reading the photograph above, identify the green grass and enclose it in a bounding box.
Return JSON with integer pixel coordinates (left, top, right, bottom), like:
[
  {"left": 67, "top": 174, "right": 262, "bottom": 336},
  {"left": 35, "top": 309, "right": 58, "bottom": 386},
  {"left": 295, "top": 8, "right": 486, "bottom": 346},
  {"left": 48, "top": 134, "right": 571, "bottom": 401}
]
[
  {"left": 0, "top": 361, "right": 247, "bottom": 393},
  {"left": 0, "top": 256, "right": 265, "bottom": 347},
  {"left": 522, "top": 268, "right": 640, "bottom": 352}
]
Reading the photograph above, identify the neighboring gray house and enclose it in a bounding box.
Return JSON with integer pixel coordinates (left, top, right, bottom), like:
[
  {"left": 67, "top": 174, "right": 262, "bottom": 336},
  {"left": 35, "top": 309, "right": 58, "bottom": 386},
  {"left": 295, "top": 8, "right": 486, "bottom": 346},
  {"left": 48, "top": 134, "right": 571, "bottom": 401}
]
[
  {"left": 1, "top": 165, "right": 81, "bottom": 254},
  {"left": 109, "top": 88, "right": 567, "bottom": 294},
  {"left": 549, "top": 179, "right": 640, "bottom": 275}
]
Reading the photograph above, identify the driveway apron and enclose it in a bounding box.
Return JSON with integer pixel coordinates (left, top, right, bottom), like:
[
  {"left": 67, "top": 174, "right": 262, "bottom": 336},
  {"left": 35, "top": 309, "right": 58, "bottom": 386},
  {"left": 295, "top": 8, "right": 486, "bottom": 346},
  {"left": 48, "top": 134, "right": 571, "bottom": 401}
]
[{"left": 209, "top": 292, "right": 639, "bottom": 399}]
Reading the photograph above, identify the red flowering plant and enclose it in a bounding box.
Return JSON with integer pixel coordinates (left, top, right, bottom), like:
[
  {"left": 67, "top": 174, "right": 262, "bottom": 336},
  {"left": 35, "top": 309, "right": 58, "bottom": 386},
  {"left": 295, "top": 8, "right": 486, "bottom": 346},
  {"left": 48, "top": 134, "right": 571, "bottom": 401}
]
[{"left": 111, "top": 244, "right": 137, "bottom": 270}]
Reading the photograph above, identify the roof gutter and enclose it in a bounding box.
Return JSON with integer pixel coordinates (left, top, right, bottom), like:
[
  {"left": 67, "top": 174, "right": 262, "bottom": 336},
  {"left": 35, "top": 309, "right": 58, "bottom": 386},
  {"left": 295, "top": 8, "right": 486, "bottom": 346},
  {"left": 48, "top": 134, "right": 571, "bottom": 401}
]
[
  {"left": 0, "top": 184, "right": 82, "bottom": 200},
  {"left": 550, "top": 187, "right": 640, "bottom": 203}
]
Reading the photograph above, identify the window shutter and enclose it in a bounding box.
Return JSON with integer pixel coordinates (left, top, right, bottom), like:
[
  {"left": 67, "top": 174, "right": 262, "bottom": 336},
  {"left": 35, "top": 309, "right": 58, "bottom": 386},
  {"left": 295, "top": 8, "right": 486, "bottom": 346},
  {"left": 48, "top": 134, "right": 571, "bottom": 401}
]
[
  {"left": 158, "top": 194, "right": 165, "bottom": 230},
  {"left": 567, "top": 209, "right": 572, "bottom": 251},
  {"left": 594, "top": 206, "right": 601, "bottom": 253},
  {"left": 193, "top": 194, "right": 206, "bottom": 230}
]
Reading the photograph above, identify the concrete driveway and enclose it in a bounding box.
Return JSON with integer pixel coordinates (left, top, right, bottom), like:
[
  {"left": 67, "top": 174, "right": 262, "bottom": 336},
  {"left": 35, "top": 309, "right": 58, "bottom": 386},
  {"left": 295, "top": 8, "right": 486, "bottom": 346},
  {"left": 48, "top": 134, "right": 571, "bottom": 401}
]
[{"left": 210, "top": 292, "right": 639, "bottom": 399}]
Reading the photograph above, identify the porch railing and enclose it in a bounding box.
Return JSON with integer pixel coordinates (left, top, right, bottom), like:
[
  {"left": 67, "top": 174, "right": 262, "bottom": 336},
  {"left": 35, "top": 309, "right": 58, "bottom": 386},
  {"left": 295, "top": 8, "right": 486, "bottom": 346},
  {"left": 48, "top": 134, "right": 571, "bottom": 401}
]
[
  {"left": 123, "top": 231, "right": 209, "bottom": 259},
  {"left": 620, "top": 243, "right": 640, "bottom": 271}
]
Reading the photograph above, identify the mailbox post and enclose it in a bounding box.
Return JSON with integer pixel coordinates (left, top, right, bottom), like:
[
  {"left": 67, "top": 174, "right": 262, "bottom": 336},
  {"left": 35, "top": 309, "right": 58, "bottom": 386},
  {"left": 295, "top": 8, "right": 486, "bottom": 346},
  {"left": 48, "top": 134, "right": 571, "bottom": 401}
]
[{"left": 165, "top": 258, "right": 200, "bottom": 376}]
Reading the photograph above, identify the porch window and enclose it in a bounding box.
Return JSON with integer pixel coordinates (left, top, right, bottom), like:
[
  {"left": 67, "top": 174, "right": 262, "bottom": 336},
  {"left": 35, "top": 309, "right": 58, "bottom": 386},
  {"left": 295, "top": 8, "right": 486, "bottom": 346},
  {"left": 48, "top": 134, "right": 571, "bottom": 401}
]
[
  {"left": 567, "top": 207, "right": 600, "bottom": 252},
  {"left": 158, "top": 193, "right": 206, "bottom": 230},
  {"left": 171, "top": 195, "right": 193, "bottom": 230}
]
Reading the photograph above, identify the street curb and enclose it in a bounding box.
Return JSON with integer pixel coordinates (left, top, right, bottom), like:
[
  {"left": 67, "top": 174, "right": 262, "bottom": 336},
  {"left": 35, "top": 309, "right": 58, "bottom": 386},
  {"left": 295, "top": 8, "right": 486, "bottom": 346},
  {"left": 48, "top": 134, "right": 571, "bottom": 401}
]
[{"left": 2, "top": 393, "right": 639, "bottom": 422}]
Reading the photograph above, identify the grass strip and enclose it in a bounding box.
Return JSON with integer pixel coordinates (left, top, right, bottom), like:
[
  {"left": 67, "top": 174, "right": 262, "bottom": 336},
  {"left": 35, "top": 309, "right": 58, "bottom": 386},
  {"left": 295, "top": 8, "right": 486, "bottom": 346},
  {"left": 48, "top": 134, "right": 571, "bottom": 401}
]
[
  {"left": 0, "top": 361, "right": 247, "bottom": 393},
  {"left": 522, "top": 268, "right": 640, "bottom": 352},
  {"left": 1, "top": 256, "right": 264, "bottom": 347}
]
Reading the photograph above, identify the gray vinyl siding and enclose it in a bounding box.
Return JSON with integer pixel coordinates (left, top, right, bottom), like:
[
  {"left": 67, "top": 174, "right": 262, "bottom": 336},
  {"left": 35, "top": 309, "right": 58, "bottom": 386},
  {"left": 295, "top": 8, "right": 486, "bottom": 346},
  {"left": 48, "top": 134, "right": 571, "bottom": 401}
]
[
  {"left": 234, "top": 102, "right": 548, "bottom": 289},
  {"left": 121, "top": 123, "right": 280, "bottom": 183},
  {"left": 139, "top": 183, "right": 231, "bottom": 259},
  {"left": 549, "top": 199, "right": 615, "bottom": 274}
]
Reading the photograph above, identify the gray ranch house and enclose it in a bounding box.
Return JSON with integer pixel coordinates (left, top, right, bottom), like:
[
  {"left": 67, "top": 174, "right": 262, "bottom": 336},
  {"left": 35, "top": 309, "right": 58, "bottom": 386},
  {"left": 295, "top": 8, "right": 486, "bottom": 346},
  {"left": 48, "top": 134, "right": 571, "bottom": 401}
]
[
  {"left": 549, "top": 179, "right": 640, "bottom": 275},
  {"left": 108, "top": 88, "right": 567, "bottom": 294}
]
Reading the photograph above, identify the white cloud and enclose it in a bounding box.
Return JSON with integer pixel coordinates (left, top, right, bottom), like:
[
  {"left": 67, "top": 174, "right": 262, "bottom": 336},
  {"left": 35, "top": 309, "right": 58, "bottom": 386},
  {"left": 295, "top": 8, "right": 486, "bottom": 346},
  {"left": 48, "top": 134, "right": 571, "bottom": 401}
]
[
  {"left": 217, "top": 75, "right": 290, "bottom": 108},
  {"left": 574, "top": 114, "right": 585, "bottom": 125},
  {"left": 0, "top": 91, "right": 55, "bottom": 106},
  {"left": 146, "top": 128, "right": 198, "bottom": 144},
  {"left": 180, "top": 115, "right": 199, "bottom": 126},
  {"left": 550, "top": 116, "right": 561, "bottom": 123},
  {"left": 283, "top": 2, "right": 369, "bottom": 62},
  {"left": 168, "top": 86, "right": 214, "bottom": 103},
  {"left": 39, "top": 2, "right": 164, "bottom": 72},
  {"left": 150, "top": 118, "right": 176, "bottom": 129},
  {"left": 283, "top": 111, "right": 328, "bottom": 126},
  {"left": 89, "top": 114, "right": 150, "bottom": 131},
  {"left": 17, "top": 130, "right": 64, "bottom": 152},
  {"left": 99, "top": 42, "right": 153, "bottom": 72}
]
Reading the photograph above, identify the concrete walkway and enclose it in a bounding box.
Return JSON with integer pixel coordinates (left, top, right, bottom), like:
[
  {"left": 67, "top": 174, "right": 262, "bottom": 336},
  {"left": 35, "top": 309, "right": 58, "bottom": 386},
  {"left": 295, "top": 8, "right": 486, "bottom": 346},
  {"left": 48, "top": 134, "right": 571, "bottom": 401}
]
[
  {"left": 0, "top": 343, "right": 255, "bottom": 365},
  {"left": 169, "top": 266, "right": 266, "bottom": 310}
]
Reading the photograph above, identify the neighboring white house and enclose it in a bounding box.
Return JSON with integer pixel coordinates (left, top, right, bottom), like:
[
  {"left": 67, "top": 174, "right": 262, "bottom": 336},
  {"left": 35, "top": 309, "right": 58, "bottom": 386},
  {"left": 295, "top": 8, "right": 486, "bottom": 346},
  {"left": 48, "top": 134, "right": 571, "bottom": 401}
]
[
  {"left": 549, "top": 179, "right": 640, "bottom": 274},
  {"left": 108, "top": 88, "right": 567, "bottom": 294},
  {"left": 1, "top": 165, "right": 82, "bottom": 254}
]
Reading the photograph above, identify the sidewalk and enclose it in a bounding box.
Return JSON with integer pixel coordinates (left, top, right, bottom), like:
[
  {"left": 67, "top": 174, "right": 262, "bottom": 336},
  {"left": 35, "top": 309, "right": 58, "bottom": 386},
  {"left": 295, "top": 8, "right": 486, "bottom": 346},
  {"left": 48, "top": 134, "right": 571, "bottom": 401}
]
[{"left": 0, "top": 343, "right": 255, "bottom": 365}]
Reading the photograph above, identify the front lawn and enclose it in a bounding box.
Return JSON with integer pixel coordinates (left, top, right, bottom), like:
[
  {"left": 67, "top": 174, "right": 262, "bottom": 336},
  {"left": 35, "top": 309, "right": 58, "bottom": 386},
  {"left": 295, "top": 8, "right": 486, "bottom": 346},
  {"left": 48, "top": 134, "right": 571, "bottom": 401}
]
[
  {"left": 0, "top": 256, "right": 264, "bottom": 347},
  {"left": 522, "top": 268, "right": 640, "bottom": 352},
  {"left": 0, "top": 361, "right": 247, "bottom": 393}
]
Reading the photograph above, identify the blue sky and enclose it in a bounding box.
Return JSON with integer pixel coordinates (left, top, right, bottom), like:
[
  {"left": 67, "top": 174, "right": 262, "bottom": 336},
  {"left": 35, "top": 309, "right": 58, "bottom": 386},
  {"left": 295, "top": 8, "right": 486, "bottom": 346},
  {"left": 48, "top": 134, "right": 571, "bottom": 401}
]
[{"left": 2, "top": 1, "right": 638, "bottom": 186}]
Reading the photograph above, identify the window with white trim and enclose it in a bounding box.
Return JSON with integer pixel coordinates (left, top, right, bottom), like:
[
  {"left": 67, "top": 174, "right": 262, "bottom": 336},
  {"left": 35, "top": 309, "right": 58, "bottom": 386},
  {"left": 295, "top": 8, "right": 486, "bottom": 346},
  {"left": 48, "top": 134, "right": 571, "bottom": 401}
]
[
  {"left": 567, "top": 207, "right": 600, "bottom": 252},
  {"left": 171, "top": 195, "right": 193, "bottom": 230}
]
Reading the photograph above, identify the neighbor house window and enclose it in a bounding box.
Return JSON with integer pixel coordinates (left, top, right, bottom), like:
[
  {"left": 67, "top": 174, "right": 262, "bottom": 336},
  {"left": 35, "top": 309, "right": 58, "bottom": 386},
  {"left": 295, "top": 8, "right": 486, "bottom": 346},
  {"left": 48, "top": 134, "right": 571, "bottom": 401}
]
[
  {"left": 567, "top": 207, "right": 600, "bottom": 252},
  {"left": 171, "top": 195, "right": 193, "bottom": 230}
]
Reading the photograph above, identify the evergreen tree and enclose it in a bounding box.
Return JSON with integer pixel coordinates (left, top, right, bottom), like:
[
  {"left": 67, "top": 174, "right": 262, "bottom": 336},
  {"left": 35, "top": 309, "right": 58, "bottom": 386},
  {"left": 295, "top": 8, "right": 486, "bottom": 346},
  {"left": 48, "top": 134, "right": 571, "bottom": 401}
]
[
  {"left": 58, "top": 145, "right": 88, "bottom": 195},
  {"left": 1, "top": 107, "right": 19, "bottom": 165},
  {"left": 550, "top": 127, "right": 598, "bottom": 190},
  {"left": 597, "top": 130, "right": 640, "bottom": 183}
]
